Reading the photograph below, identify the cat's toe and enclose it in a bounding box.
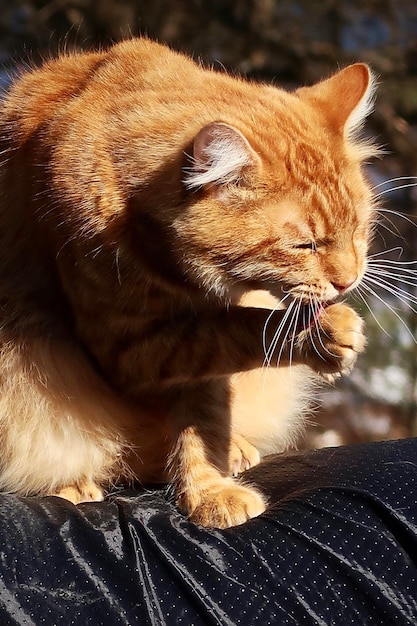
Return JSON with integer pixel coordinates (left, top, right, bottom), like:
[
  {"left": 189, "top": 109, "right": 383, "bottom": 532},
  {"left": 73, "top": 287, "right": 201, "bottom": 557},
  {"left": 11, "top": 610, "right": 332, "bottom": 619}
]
[
  {"left": 309, "top": 303, "right": 366, "bottom": 376},
  {"left": 50, "top": 481, "right": 104, "bottom": 504},
  {"left": 185, "top": 480, "right": 267, "bottom": 528},
  {"left": 229, "top": 434, "right": 261, "bottom": 476},
  {"left": 320, "top": 371, "right": 342, "bottom": 384}
]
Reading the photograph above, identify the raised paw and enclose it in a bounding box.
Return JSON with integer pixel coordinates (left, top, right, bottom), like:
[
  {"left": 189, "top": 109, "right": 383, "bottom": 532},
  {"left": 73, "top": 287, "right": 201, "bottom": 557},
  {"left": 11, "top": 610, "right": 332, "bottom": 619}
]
[
  {"left": 179, "top": 478, "right": 267, "bottom": 528},
  {"left": 229, "top": 433, "right": 261, "bottom": 477},
  {"left": 303, "top": 302, "right": 366, "bottom": 379},
  {"left": 50, "top": 481, "right": 104, "bottom": 504}
]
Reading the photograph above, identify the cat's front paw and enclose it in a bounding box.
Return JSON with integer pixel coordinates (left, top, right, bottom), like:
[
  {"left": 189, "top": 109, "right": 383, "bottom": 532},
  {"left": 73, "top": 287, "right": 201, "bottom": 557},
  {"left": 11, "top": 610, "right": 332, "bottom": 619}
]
[
  {"left": 303, "top": 302, "right": 366, "bottom": 378},
  {"left": 179, "top": 478, "right": 267, "bottom": 528},
  {"left": 229, "top": 434, "right": 261, "bottom": 477}
]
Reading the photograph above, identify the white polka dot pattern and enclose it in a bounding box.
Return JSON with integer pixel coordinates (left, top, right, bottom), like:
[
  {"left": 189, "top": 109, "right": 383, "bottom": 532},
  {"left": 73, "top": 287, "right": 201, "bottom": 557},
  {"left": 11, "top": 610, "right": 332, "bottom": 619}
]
[{"left": 0, "top": 438, "right": 415, "bottom": 624}]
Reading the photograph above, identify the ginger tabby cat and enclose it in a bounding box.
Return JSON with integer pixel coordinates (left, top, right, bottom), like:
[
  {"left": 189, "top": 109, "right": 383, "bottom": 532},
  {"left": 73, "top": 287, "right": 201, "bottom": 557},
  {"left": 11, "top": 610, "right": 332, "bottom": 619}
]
[{"left": 0, "top": 39, "right": 375, "bottom": 527}]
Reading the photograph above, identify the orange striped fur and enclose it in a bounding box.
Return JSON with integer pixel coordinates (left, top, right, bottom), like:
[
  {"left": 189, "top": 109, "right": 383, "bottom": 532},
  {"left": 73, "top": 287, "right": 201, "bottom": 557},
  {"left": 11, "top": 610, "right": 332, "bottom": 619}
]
[{"left": 0, "top": 39, "right": 375, "bottom": 526}]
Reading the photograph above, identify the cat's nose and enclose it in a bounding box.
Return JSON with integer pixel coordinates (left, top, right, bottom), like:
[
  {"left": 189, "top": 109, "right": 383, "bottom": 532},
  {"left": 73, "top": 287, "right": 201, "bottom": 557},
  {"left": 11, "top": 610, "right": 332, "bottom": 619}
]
[{"left": 331, "top": 277, "right": 357, "bottom": 294}]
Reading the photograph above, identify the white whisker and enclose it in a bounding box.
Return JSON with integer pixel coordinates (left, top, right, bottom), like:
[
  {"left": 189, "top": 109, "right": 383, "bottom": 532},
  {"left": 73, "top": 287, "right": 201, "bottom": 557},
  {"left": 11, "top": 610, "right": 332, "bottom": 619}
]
[
  {"left": 368, "top": 247, "right": 404, "bottom": 259},
  {"left": 368, "top": 258, "right": 417, "bottom": 268},
  {"left": 360, "top": 282, "right": 417, "bottom": 345},
  {"left": 309, "top": 295, "right": 337, "bottom": 361},
  {"left": 307, "top": 295, "right": 328, "bottom": 363},
  {"left": 373, "top": 176, "right": 417, "bottom": 189},
  {"left": 376, "top": 220, "right": 403, "bottom": 239},
  {"left": 366, "top": 266, "right": 417, "bottom": 289},
  {"left": 367, "top": 260, "right": 417, "bottom": 273},
  {"left": 262, "top": 293, "right": 291, "bottom": 357},
  {"left": 263, "top": 304, "right": 295, "bottom": 366},
  {"left": 313, "top": 305, "right": 340, "bottom": 360},
  {"left": 263, "top": 299, "right": 296, "bottom": 368},
  {"left": 364, "top": 274, "right": 417, "bottom": 311},
  {"left": 377, "top": 207, "right": 417, "bottom": 229},
  {"left": 275, "top": 298, "right": 302, "bottom": 368},
  {"left": 285, "top": 298, "right": 303, "bottom": 373},
  {"left": 356, "top": 285, "right": 393, "bottom": 339},
  {"left": 375, "top": 183, "right": 417, "bottom": 200}
]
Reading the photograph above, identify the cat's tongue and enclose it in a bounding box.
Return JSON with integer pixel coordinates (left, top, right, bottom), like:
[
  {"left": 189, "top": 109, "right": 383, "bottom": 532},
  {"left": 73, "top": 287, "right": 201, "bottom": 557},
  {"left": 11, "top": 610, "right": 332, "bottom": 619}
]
[
  {"left": 296, "top": 303, "right": 326, "bottom": 333},
  {"left": 311, "top": 303, "right": 326, "bottom": 324}
]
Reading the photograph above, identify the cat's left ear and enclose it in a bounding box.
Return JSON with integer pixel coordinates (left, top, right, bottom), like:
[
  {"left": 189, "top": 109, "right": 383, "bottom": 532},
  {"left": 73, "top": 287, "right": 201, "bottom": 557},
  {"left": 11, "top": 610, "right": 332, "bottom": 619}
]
[
  {"left": 298, "top": 63, "right": 375, "bottom": 137},
  {"left": 185, "top": 122, "right": 260, "bottom": 190}
]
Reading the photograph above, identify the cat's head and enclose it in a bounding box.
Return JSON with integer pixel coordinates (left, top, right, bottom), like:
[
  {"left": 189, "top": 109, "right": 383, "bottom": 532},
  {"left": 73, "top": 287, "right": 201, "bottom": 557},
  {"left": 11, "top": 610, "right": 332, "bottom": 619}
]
[{"left": 179, "top": 63, "right": 377, "bottom": 305}]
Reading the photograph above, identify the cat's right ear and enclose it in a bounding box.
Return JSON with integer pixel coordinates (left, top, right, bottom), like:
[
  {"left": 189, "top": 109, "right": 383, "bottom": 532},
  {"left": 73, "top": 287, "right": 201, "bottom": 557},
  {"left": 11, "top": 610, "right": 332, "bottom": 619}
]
[
  {"left": 185, "top": 122, "right": 260, "bottom": 190},
  {"left": 298, "top": 63, "right": 376, "bottom": 139}
]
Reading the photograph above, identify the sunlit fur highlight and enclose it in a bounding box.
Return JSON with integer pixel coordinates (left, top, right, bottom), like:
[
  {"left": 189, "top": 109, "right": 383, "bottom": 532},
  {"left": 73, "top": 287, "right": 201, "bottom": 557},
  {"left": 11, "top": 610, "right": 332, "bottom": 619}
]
[{"left": 185, "top": 123, "right": 254, "bottom": 189}]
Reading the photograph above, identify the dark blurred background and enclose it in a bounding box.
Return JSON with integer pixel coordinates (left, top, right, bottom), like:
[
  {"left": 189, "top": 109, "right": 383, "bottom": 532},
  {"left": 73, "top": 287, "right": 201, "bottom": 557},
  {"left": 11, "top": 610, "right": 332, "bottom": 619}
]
[{"left": 1, "top": 0, "right": 417, "bottom": 447}]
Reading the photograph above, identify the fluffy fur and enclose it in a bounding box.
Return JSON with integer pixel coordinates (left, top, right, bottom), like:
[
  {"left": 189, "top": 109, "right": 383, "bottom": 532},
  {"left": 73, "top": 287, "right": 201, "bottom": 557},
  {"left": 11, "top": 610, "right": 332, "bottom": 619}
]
[{"left": 0, "top": 39, "right": 376, "bottom": 526}]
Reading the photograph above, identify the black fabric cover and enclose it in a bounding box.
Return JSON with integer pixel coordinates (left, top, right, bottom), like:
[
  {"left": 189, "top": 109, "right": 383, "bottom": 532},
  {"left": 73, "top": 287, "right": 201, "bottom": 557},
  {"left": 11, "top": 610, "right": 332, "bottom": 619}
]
[{"left": 0, "top": 438, "right": 416, "bottom": 625}]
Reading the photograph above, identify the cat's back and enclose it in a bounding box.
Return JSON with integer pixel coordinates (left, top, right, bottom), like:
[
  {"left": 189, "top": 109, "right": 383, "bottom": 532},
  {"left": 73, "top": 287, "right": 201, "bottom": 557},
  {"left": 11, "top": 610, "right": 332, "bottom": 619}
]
[{"left": 1, "top": 37, "right": 297, "bottom": 156}]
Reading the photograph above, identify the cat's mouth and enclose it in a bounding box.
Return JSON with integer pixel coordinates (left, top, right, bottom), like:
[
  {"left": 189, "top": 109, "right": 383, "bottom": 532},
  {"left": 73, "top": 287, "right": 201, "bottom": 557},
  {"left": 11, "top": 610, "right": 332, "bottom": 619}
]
[{"left": 293, "top": 301, "right": 327, "bottom": 334}]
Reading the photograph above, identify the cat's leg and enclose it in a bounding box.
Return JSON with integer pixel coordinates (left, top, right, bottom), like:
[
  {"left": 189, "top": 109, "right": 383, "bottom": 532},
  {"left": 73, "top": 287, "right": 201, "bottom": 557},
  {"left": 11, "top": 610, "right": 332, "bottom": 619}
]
[
  {"left": 0, "top": 336, "right": 130, "bottom": 499},
  {"left": 118, "top": 303, "right": 365, "bottom": 391},
  {"left": 173, "top": 425, "right": 267, "bottom": 528},
  {"left": 168, "top": 382, "right": 266, "bottom": 528}
]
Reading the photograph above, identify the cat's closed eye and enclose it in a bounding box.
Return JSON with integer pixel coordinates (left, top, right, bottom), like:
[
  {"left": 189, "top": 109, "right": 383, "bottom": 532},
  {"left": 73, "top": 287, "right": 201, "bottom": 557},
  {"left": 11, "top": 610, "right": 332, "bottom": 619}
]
[{"left": 294, "top": 242, "right": 317, "bottom": 251}]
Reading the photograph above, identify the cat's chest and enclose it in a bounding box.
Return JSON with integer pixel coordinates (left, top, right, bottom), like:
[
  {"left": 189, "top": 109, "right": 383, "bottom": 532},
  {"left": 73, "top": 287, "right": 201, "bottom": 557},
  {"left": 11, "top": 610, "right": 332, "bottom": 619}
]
[{"left": 229, "top": 365, "right": 314, "bottom": 456}]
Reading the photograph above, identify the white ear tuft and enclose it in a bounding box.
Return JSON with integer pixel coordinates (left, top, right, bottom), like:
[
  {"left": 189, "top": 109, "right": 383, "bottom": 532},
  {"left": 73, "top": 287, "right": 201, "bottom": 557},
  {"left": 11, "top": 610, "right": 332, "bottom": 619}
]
[
  {"left": 345, "top": 67, "right": 377, "bottom": 138},
  {"left": 185, "top": 122, "right": 256, "bottom": 190}
]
